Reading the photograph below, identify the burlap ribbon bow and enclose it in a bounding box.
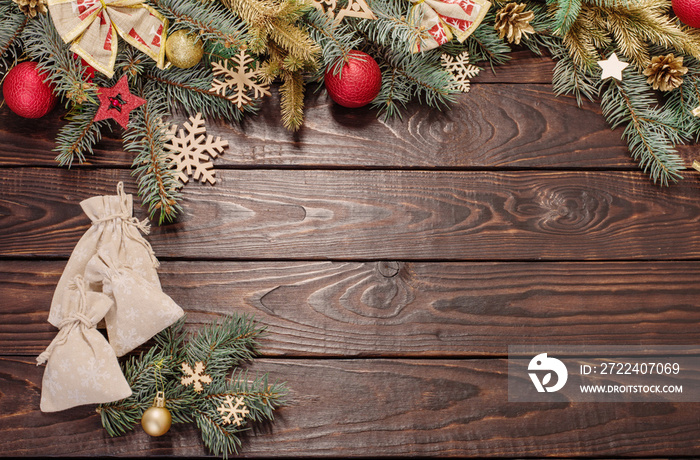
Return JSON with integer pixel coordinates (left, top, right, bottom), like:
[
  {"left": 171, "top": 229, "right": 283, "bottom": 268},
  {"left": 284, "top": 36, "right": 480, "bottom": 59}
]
[
  {"left": 47, "top": 0, "right": 168, "bottom": 78},
  {"left": 409, "top": 0, "right": 490, "bottom": 52}
]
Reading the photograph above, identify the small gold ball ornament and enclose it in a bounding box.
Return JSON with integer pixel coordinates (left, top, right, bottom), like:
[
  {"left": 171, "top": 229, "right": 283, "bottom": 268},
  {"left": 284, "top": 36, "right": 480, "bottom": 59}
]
[
  {"left": 141, "top": 391, "right": 172, "bottom": 437},
  {"left": 165, "top": 29, "right": 204, "bottom": 69}
]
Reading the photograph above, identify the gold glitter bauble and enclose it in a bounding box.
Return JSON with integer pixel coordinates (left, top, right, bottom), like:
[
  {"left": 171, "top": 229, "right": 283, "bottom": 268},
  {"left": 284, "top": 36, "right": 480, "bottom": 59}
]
[
  {"left": 141, "top": 392, "right": 172, "bottom": 437},
  {"left": 165, "top": 30, "right": 204, "bottom": 69}
]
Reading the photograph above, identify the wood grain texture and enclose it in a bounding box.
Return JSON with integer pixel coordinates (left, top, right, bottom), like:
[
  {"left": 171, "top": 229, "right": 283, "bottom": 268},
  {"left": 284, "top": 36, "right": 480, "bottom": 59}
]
[
  {"left": 0, "top": 84, "right": 636, "bottom": 169},
  {"left": 2, "top": 168, "right": 700, "bottom": 260},
  {"left": 5, "top": 260, "right": 700, "bottom": 357},
  {"left": 1, "top": 357, "right": 699, "bottom": 457}
]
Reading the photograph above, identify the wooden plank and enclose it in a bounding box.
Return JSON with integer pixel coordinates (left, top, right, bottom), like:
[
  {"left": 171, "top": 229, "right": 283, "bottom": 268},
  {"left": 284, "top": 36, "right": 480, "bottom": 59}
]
[
  {"left": 4, "top": 260, "right": 700, "bottom": 357},
  {"left": 0, "top": 83, "right": 636, "bottom": 169},
  {"left": 1, "top": 357, "right": 698, "bottom": 457},
  {"left": 2, "top": 169, "right": 700, "bottom": 260}
]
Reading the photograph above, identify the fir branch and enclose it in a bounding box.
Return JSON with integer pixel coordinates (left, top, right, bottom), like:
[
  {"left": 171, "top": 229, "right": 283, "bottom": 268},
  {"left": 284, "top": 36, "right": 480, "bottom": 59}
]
[
  {"left": 21, "top": 13, "right": 94, "bottom": 106},
  {"left": 355, "top": 0, "right": 425, "bottom": 55},
  {"left": 372, "top": 47, "right": 458, "bottom": 119},
  {"left": 280, "top": 71, "right": 305, "bottom": 131},
  {"left": 548, "top": 0, "right": 582, "bottom": 35},
  {"left": 304, "top": 7, "right": 362, "bottom": 80},
  {"left": 186, "top": 314, "right": 264, "bottom": 379},
  {"left": 0, "top": 3, "right": 27, "bottom": 78},
  {"left": 149, "top": 0, "right": 247, "bottom": 48},
  {"left": 600, "top": 73, "right": 685, "bottom": 185},
  {"left": 144, "top": 65, "right": 255, "bottom": 121},
  {"left": 123, "top": 82, "right": 182, "bottom": 224},
  {"left": 54, "top": 103, "right": 109, "bottom": 167},
  {"left": 462, "top": 11, "right": 512, "bottom": 70},
  {"left": 552, "top": 49, "right": 599, "bottom": 106}
]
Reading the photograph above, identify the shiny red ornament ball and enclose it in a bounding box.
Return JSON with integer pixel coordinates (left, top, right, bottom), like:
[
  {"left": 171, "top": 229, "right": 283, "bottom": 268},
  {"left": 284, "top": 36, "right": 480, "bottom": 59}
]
[
  {"left": 3, "top": 61, "right": 57, "bottom": 119},
  {"left": 324, "top": 50, "right": 382, "bottom": 108},
  {"left": 673, "top": 0, "right": 700, "bottom": 28}
]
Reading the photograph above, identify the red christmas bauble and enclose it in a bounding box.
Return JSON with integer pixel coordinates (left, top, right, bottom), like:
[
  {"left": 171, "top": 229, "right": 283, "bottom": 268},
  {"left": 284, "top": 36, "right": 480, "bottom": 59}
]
[
  {"left": 673, "top": 0, "right": 700, "bottom": 28},
  {"left": 3, "top": 61, "right": 57, "bottom": 119},
  {"left": 324, "top": 50, "right": 382, "bottom": 108}
]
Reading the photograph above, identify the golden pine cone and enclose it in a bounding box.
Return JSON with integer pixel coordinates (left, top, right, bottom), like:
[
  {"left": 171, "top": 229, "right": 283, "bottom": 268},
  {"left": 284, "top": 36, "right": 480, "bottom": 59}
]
[
  {"left": 494, "top": 2, "right": 535, "bottom": 45},
  {"left": 12, "top": 0, "right": 47, "bottom": 17},
  {"left": 643, "top": 54, "right": 688, "bottom": 92}
]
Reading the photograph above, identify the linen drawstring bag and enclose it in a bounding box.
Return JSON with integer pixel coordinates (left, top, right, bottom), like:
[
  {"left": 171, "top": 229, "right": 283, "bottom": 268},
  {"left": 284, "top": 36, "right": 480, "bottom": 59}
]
[
  {"left": 37, "top": 275, "right": 132, "bottom": 412},
  {"left": 48, "top": 182, "right": 161, "bottom": 328},
  {"left": 84, "top": 250, "right": 184, "bottom": 356}
]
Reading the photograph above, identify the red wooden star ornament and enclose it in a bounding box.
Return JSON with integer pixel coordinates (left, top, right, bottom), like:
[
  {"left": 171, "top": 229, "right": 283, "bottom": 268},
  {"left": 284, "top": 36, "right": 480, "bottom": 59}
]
[{"left": 94, "top": 75, "right": 146, "bottom": 129}]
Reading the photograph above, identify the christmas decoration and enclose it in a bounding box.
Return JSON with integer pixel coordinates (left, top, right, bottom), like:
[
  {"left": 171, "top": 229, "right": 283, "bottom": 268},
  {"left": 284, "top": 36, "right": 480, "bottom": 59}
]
[
  {"left": 324, "top": 50, "right": 382, "bottom": 108},
  {"left": 47, "top": 0, "right": 167, "bottom": 78},
  {"left": 181, "top": 361, "right": 213, "bottom": 393},
  {"left": 141, "top": 391, "right": 172, "bottom": 437},
  {"left": 310, "top": 0, "right": 376, "bottom": 24},
  {"left": 165, "top": 113, "right": 229, "bottom": 186},
  {"left": 98, "top": 315, "right": 287, "bottom": 458},
  {"left": 692, "top": 106, "right": 700, "bottom": 117},
  {"left": 46, "top": 182, "right": 183, "bottom": 357},
  {"left": 643, "top": 54, "right": 688, "bottom": 91},
  {"left": 12, "top": 0, "right": 46, "bottom": 17},
  {"left": 36, "top": 275, "right": 132, "bottom": 412},
  {"left": 408, "top": 0, "right": 490, "bottom": 52},
  {"left": 165, "top": 29, "right": 204, "bottom": 69},
  {"left": 598, "top": 53, "right": 630, "bottom": 81},
  {"left": 210, "top": 50, "right": 271, "bottom": 107},
  {"left": 93, "top": 75, "right": 147, "bottom": 129},
  {"left": 2, "top": 61, "right": 57, "bottom": 119},
  {"left": 217, "top": 395, "right": 249, "bottom": 426},
  {"left": 672, "top": 0, "right": 700, "bottom": 28},
  {"left": 5, "top": 0, "right": 700, "bottom": 224},
  {"left": 441, "top": 51, "right": 480, "bottom": 93},
  {"left": 494, "top": 2, "right": 534, "bottom": 45}
]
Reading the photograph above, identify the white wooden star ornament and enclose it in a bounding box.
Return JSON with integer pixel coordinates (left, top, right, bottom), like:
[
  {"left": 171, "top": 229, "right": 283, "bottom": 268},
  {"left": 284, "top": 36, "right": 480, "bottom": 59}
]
[{"left": 598, "top": 53, "right": 629, "bottom": 81}]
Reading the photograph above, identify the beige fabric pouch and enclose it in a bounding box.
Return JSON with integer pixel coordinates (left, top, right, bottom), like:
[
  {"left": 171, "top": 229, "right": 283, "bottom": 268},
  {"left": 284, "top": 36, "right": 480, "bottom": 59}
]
[
  {"left": 37, "top": 276, "right": 132, "bottom": 412},
  {"left": 49, "top": 182, "right": 161, "bottom": 327},
  {"left": 84, "top": 250, "right": 184, "bottom": 356}
]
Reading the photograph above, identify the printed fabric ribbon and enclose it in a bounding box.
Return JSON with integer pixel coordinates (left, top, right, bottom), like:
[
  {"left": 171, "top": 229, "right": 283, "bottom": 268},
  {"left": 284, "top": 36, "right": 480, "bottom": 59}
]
[
  {"left": 409, "top": 0, "right": 490, "bottom": 52},
  {"left": 47, "top": 0, "right": 168, "bottom": 78}
]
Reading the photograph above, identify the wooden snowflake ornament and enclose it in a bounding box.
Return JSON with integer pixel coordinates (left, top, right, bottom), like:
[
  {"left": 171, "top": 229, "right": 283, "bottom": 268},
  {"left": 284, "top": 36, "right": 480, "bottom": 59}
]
[
  {"left": 165, "top": 113, "right": 229, "bottom": 186},
  {"left": 441, "top": 51, "right": 480, "bottom": 93},
  {"left": 217, "top": 396, "right": 249, "bottom": 426},
  {"left": 181, "top": 361, "right": 213, "bottom": 393},
  {"left": 310, "top": 0, "right": 376, "bottom": 24},
  {"left": 210, "top": 50, "right": 271, "bottom": 108}
]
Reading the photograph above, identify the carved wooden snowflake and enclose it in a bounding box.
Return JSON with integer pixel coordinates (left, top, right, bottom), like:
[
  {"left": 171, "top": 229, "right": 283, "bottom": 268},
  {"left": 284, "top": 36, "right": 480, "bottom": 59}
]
[
  {"left": 217, "top": 395, "right": 249, "bottom": 426},
  {"left": 310, "top": 0, "right": 376, "bottom": 23},
  {"left": 441, "top": 51, "right": 480, "bottom": 93},
  {"left": 210, "top": 50, "right": 271, "bottom": 108},
  {"left": 165, "top": 113, "right": 229, "bottom": 186},
  {"left": 181, "top": 361, "right": 213, "bottom": 393}
]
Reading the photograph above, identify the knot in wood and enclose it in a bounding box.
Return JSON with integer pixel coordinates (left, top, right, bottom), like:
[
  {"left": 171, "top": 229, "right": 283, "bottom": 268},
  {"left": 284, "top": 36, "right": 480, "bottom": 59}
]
[{"left": 377, "top": 261, "right": 400, "bottom": 278}]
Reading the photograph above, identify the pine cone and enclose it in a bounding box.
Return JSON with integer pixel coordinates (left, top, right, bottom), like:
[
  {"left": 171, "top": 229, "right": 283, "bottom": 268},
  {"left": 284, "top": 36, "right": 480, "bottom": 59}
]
[
  {"left": 494, "top": 2, "right": 535, "bottom": 45},
  {"left": 643, "top": 54, "right": 688, "bottom": 92},
  {"left": 12, "top": 0, "right": 47, "bottom": 17}
]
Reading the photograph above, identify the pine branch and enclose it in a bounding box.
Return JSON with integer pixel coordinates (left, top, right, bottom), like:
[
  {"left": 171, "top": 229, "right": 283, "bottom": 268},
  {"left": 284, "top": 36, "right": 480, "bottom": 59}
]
[
  {"left": 280, "top": 71, "right": 305, "bottom": 131},
  {"left": 600, "top": 73, "right": 685, "bottom": 185},
  {"left": 462, "top": 11, "right": 512, "bottom": 70},
  {"left": 304, "top": 7, "right": 362, "bottom": 80},
  {"left": 123, "top": 82, "right": 182, "bottom": 224},
  {"left": 21, "top": 13, "right": 94, "bottom": 106},
  {"left": 355, "top": 0, "right": 425, "bottom": 55},
  {"left": 149, "top": 0, "right": 247, "bottom": 48},
  {"left": 372, "top": 47, "right": 458, "bottom": 119},
  {"left": 144, "top": 65, "right": 255, "bottom": 121},
  {"left": 186, "top": 314, "right": 264, "bottom": 379},
  {"left": 0, "top": 3, "right": 28, "bottom": 78},
  {"left": 54, "top": 103, "right": 110, "bottom": 166},
  {"left": 548, "top": 0, "right": 582, "bottom": 35}
]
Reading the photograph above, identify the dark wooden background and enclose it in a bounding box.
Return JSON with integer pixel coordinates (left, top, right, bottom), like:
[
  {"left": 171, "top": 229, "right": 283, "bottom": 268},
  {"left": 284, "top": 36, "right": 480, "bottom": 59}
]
[{"left": 2, "top": 49, "right": 700, "bottom": 457}]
